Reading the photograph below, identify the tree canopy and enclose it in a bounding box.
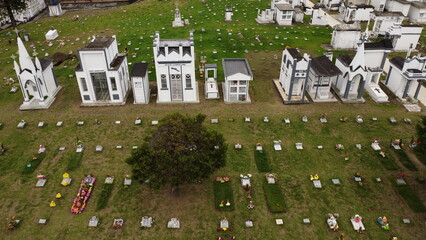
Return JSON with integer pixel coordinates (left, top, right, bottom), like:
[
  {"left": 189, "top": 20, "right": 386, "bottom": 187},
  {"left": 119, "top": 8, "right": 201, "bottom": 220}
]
[
  {"left": 0, "top": 0, "right": 29, "bottom": 29},
  {"left": 415, "top": 116, "right": 426, "bottom": 162},
  {"left": 126, "top": 113, "right": 227, "bottom": 190}
]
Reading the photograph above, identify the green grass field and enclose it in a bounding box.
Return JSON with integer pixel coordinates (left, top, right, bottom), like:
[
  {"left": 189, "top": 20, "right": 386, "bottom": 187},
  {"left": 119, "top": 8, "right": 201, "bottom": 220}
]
[{"left": 0, "top": 0, "right": 426, "bottom": 239}]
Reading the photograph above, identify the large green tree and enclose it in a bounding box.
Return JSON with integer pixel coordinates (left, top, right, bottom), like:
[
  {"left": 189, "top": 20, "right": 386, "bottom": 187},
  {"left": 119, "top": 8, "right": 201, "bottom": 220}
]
[
  {"left": 0, "top": 0, "right": 29, "bottom": 29},
  {"left": 126, "top": 113, "right": 227, "bottom": 191},
  {"left": 415, "top": 116, "right": 426, "bottom": 162}
]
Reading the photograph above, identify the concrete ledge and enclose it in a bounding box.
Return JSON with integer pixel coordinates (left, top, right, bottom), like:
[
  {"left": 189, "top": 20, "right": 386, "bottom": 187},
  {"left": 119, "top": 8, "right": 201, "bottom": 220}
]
[
  {"left": 273, "top": 79, "right": 309, "bottom": 104},
  {"left": 19, "top": 86, "right": 62, "bottom": 110}
]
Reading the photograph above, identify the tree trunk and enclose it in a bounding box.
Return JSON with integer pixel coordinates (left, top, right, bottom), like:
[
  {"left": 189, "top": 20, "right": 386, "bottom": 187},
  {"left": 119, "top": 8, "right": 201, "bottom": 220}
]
[{"left": 5, "top": 1, "right": 17, "bottom": 29}]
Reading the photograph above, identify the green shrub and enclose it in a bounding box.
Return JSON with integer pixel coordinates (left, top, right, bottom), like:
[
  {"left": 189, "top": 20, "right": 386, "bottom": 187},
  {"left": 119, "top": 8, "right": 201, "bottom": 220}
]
[
  {"left": 67, "top": 152, "right": 83, "bottom": 171},
  {"left": 22, "top": 153, "right": 46, "bottom": 174},
  {"left": 254, "top": 150, "right": 271, "bottom": 172},
  {"left": 263, "top": 182, "right": 286, "bottom": 213},
  {"left": 96, "top": 183, "right": 114, "bottom": 211},
  {"left": 213, "top": 180, "right": 235, "bottom": 211}
]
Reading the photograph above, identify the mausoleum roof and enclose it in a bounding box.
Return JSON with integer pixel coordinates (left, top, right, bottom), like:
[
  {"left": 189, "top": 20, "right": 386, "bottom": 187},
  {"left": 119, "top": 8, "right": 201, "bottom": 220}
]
[
  {"left": 205, "top": 63, "right": 217, "bottom": 68},
  {"left": 311, "top": 55, "right": 342, "bottom": 77},
  {"left": 337, "top": 54, "right": 353, "bottom": 66},
  {"left": 372, "top": 11, "right": 404, "bottom": 17},
  {"left": 275, "top": 4, "right": 294, "bottom": 11},
  {"left": 223, "top": 58, "right": 253, "bottom": 78},
  {"left": 110, "top": 53, "right": 126, "bottom": 69},
  {"left": 287, "top": 48, "right": 303, "bottom": 60},
  {"left": 158, "top": 39, "right": 192, "bottom": 47},
  {"left": 130, "top": 62, "right": 148, "bottom": 77},
  {"left": 364, "top": 39, "right": 393, "bottom": 50},
  {"left": 334, "top": 23, "right": 361, "bottom": 31},
  {"left": 39, "top": 59, "right": 53, "bottom": 71},
  {"left": 84, "top": 37, "right": 115, "bottom": 49},
  {"left": 390, "top": 56, "right": 405, "bottom": 70}
]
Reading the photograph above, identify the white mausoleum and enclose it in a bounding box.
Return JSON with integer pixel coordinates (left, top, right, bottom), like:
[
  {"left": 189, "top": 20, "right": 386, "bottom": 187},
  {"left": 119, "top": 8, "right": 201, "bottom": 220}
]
[
  {"left": 75, "top": 36, "right": 130, "bottom": 106},
  {"left": 14, "top": 36, "right": 61, "bottom": 110},
  {"left": 222, "top": 58, "right": 253, "bottom": 103},
  {"left": 153, "top": 31, "right": 199, "bottom": 103},
  {"left": 278, "top": 48, "right": 310, "bottom": 104},
  {"left": 385, "top": 55, "right": 426, "bottom": 103},
  {"left": 334, "top": 44, "right": 367, "bottom": 103},
  {"left": 130, "top": 62, "right": 150, "bottom": 104}
]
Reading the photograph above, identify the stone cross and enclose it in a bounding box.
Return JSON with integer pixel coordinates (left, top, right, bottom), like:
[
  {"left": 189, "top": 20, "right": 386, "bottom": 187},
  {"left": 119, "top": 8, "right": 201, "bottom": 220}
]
[
  {"left": 13, "top": 28, "right": 20, "bottom": 37},
  {"left": 10, "top": 54, "right": 17, "bottom": 60},
  {"left": 32, "top": 50, "right": 38, "bottom": 57}
]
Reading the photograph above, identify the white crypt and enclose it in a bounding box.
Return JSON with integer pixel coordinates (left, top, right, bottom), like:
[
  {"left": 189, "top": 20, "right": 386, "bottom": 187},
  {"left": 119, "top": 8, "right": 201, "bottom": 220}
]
[
  {"left": 75, "top": 36, "right": 131, "bottom": 106},
  {"left": 14, "top": 36, "right": 61, "bottom": 110},
  {"left": 153, "top": 31, "right": 199, "bottom": 103}
]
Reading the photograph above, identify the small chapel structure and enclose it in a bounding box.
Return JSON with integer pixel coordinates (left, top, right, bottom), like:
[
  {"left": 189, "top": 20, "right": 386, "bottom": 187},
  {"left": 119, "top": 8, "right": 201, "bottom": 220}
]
[
  {"left": 153, "top": 31, "right": 199, "bottom": 103},
  {"left": 14, "top": 36, "right": 61, "bottom": 110},
  {"left": 75, "top": 36, "right": 130, "bottom": 106},
  {"left": 334, "top": 44, "right": 367, "bottom": 103}
]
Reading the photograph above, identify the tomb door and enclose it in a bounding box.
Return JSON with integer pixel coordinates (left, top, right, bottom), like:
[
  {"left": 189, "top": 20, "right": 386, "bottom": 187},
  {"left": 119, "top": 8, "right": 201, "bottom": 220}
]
[
  {"left": 91, "top": 72, "right": 110, "bottom": 101},
  {"left": 170, "top": 74, "right": 183, "bottom": 101}
]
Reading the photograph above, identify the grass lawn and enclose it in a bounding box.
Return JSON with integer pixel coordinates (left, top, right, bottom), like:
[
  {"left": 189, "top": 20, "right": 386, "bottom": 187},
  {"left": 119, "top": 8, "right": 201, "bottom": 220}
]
[
  {"left": 254, "top": 149, "right": 271, "bottom": 172},
  {"left": 66, "top": 152, "right": 84, "bottom": 171},
  {"left": 373, "top": 149, "right": 400, "bottom": 171},
  {"left": 96, "top": 182, "right": 114, "bottom": 211},
  {"left": 391, "top": 178, "right": 426, "bottom": 212},
  {"left": 262, "top": 182, "right": 286, "bottom": 213},
  {"left": 393, "top": 148, "right": 418, "bottom": 171},
  {"left": 0, "top": 0, "right": 425, "bottom": 239},
  {"left": 21, "top": 152, "right": 46, "bottom": 174},
  {"left": 213, "top": 180, "right": 235, "bottom": 211}
]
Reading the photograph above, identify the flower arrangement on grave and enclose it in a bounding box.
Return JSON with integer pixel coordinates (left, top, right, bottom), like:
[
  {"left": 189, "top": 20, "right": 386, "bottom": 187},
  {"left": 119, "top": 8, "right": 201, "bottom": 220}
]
[
  {"left": 70, "top": 174, "right": 96, "bottom": 214},
  {"left": 377, "top": 216, "right": 389, "bottom": 230},
  {"left": 216, "top": 176, "right": 230, "bottom": 183},
  {"left": 310, "top": 174, "right": 319, "bottom": 181},
  {"left": 4, "top": 216, "right": 19, "bottom": 231}
]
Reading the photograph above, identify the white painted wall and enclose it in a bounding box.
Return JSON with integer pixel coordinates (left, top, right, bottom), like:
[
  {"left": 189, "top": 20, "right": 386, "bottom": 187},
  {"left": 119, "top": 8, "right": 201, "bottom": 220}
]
[
  {"left": 408, "top": 6, "right": 426, "bottom": 23},
  {"left": 331, "top": 30, "right": 361, "bottom": 49},
  {"left": 371, "top": 0, "right": 386, "bottom": 11},
  {"left": 132, "top": 73, "right": 149, "bottom": 104},
  {"left": 393, "top": 26, "right": 422, "bottom": 51},
  {"left": 385, "top": 1, "right": 411, "bottom": 16}
]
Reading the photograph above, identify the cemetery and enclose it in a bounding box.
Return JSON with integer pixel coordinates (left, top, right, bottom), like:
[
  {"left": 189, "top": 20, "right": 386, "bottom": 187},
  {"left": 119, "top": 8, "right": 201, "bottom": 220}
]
[{"left": 0, "top": 0, "right": 425, "bottom": 239}]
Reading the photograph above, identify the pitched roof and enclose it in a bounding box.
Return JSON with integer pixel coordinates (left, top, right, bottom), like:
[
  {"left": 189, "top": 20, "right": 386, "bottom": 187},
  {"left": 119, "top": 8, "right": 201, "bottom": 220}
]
[
  {"left": 287, "top": 48, "right": 303, "bottom": 60},
  {"left": 364, "top": 39, "right": 393, "bottom": 50},
  {"left": 337, "top": 54, "right": 353, "bottom": 66},
  {"left": 109, "top": 53, "right": 126, "bottom": 69},
  {"left": 275, "top": 4, "right": 294, "bottom": 11},
  {"left": 39, "top": 59, "right": 53, "bottom": 71},
  {"left": 311, "top": 55, "right": 342, "bottom": 77},
  {"left": 223, "top": 58, "right": 253, "bottom": 78},
  {"left": 390, "top": 56, "right": 405, "bottom": 70},
  {"left": 130, "top": 62, "right": 148, "bottom": 77}
]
